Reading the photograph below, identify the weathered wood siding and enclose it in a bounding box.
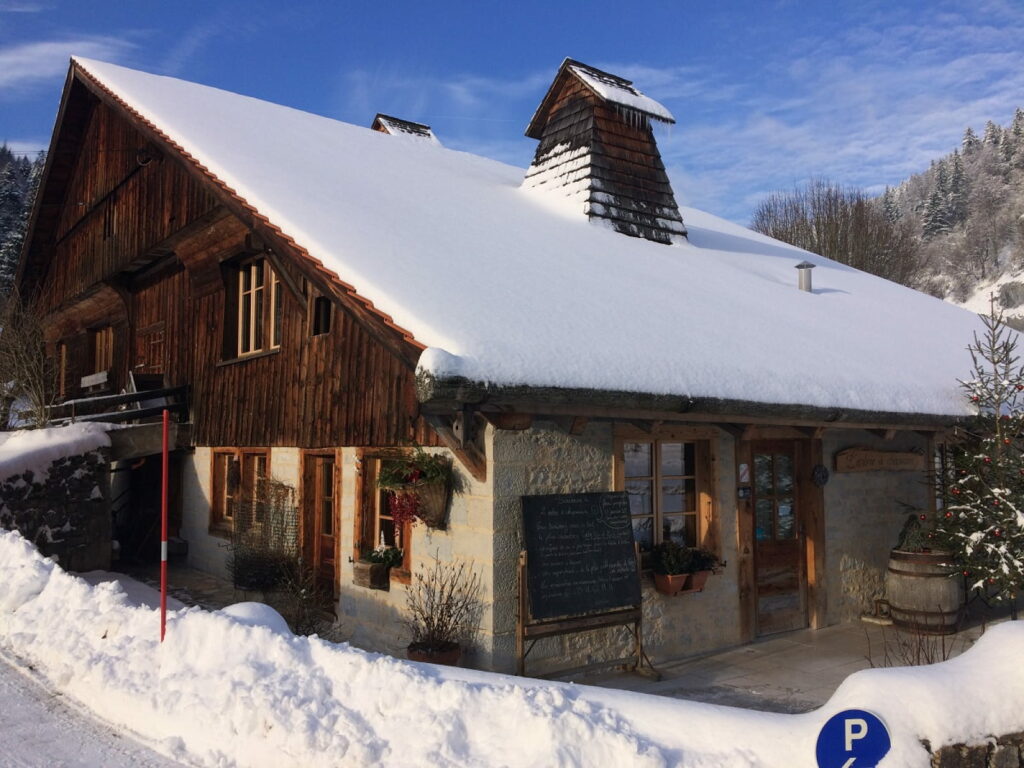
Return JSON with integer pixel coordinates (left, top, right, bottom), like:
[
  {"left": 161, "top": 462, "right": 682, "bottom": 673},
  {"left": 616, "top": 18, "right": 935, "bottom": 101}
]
[
  {"left": 38, "top": 89, "right": 434, "bottom": 449},
  {"left": 524, "top": 71, "right": 685, "bottom": 244},
  {"left": 37, "top": 100, "right": 218, "bottom": 314}
]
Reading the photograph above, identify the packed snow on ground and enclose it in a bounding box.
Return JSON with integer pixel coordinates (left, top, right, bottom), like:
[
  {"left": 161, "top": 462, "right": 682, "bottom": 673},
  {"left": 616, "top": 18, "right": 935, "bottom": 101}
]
[
  {"left": 0, "top": 422, "right": 113, "bottom": 482},
  {"left": 73, "top": 57, "right": 988, "bottom": 418},
  {"left": 1, "top": 530, "right": 1022, "bottom": 768},
  {"left": 79, "top": 570, "right": 185, "bottom": 612}
]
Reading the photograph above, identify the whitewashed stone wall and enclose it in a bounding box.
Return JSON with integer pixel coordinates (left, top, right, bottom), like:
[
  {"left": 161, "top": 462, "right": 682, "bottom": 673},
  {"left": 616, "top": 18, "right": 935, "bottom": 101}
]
[
  {"left": 180, "top": 447, "right": 229, "bottom": 577},
  {"left": 822, "top": 430, "right": 931, "bottom": 623},
  {"left": 488, "top": 421, "right": 743, "bottom": 674},
  {"left": 337, "top": 443, "right": 500, "bottom": 668}
]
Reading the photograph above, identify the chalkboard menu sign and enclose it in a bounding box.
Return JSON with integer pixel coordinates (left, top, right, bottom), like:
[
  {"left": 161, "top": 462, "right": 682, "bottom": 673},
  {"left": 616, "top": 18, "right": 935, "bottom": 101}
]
[{"left": 521, "top": 492, "right": 641, "bottom": 621}]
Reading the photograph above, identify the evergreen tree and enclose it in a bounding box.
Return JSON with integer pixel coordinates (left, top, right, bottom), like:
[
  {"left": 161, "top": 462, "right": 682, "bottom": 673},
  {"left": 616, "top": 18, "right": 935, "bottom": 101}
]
[
  {"left": 922, "top": 186, "right": 951, "bottom": 239},
  {"left": 1012, "top": 107, "right": 1024, "bottom": 141},
  {"left": 882, "top": 186, "right": 901, "bottom": 224},
  {"left": 948, "top": 151, "right": 968, "bottom": 226},
  {"left": 0, "top": 148, "right": 43, "bottom": 296},
  {"left": 962, "top": 126, "right": 981, "bottom": 154},
  {"left": 936, "top": 298, "right": 1024, "bottom": 611},
  {"left": 983, "top": 120, "right": 1003, "bottom": 147}
]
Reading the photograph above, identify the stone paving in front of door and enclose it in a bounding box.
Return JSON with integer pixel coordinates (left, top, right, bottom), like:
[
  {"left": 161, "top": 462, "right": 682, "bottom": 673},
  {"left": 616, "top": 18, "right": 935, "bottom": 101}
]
[{"left": 584, "top": 618, "right": 993, "bottom": 713}]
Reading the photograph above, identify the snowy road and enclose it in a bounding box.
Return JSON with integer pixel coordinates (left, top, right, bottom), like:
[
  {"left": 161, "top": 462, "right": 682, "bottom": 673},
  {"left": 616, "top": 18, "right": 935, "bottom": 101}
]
[{"left": 0, "top": 651, "right": 182, "bottom": 768}]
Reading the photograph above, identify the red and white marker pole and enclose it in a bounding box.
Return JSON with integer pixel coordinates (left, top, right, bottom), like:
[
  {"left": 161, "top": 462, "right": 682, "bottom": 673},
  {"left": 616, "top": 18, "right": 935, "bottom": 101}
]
[{"left": 160, "top": 408, "right": 169, "bottom": 642}]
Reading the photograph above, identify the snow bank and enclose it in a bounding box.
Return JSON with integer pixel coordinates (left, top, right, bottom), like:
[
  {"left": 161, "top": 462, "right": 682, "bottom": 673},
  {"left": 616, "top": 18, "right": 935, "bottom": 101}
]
[
  {"left": 1, "top": 531, "right": 1022, "bottom": 767},
  {"left": 0, "top": 423, "right": 113, "bottom": 482}
]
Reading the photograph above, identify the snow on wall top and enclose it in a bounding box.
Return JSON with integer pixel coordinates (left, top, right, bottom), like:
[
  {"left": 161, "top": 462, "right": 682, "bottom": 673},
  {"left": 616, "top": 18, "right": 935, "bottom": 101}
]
[
  {"left": 0, "top": 423, "right": 112, "bottom": 482},
  {"left": 72, "top": 57, "right": 986, "bottom": 418},
  {"left": 568, "top": 62, "right": 675, "bottom": 123}
]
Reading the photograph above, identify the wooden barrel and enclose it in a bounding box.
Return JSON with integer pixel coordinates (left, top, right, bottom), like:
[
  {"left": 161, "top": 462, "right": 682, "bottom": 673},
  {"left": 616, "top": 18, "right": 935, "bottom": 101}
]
[{"left": 885, "top": 550, "right": 964, "bottom": 635}]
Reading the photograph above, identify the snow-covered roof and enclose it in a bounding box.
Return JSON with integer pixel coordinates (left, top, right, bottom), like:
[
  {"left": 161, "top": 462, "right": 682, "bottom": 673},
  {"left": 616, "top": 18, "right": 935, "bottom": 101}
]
[{"left": 70, "top": 57, "right": 986, "bottom": 419}]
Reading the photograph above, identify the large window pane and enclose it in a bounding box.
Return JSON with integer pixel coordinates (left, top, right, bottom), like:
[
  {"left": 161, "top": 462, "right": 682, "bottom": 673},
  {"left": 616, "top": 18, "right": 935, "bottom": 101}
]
[
  {"left": 660, "top": 442, "right": 685, "bottom": 476},
  {"left": 777, "top": 500, "right": 795, "bottom": 540},
  {"left": 321, "top": 499, "right": 333, "bottom": 536},
  {"left": 624, "top": 443, "right": 651, "bottom": 477},
  {"left": 632, "top": 517, "right": 653, "bottom": 551},
  {"left": 756, "top": 499, "right": 773, "bottom": 541},
  {"left": 626, "top": 479, "right": 653, "bottom": 517},
  {"left": 775, "top": 453, "right": 794, "bottom": 494},
  {"left": 661, "top": 480, "right": 684, "bottom": 514},
  {"left": 754, "top": 454, "right": 773, "bottom": 495},
  {"left": 663, "top": 514, "right": 686, "bottom": 545}
]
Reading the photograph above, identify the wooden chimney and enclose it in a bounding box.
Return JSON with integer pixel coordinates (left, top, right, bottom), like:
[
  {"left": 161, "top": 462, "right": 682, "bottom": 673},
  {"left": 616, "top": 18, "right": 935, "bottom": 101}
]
[{"left": 524, "top": 59, "right": 686, "bottom": 245}]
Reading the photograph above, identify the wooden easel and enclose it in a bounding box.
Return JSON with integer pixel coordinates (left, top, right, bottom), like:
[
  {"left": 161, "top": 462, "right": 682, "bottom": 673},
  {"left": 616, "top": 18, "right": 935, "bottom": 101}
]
[{"left": 515, "top": 545, "right": 660, "bottom": 680}]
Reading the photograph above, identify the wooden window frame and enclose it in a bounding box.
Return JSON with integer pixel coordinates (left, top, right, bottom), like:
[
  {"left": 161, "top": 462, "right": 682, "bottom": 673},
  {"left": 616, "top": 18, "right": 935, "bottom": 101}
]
[
  {"left": 312, "top": 295, "right": 332, "bottom": 336},
  {"left": 229, "top": 257, "right": 281, "bottom": 359},
  {"left": 90, "top": 326, "right": 114, "bottom": 374},
  {"left": 209, "top": 447, "right": 271, "bottom": 536},
  {"left": 613, "top": 426, "right": 718, "bottom": 565},
  {"left": 354, "top": 448, "right": 413, "bottom": 584}
]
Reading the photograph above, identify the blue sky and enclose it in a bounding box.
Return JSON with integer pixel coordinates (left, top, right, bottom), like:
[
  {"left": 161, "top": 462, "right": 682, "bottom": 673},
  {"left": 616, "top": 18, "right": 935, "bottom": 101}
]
[{"left": 1, "top": 0, "right": 1023, "bottom": 223}]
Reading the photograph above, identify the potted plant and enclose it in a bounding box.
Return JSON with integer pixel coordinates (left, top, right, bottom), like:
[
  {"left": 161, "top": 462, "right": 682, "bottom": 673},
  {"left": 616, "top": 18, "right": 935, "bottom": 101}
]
[
  {"left": 376, "top": 448, "right": 453, "bottom": 530},
  {"left": 352, "top": 544, "right": 403, "bottom": 591},
  {"left": 686, "top": 547, "right": 721, "bottom": 592},
  {"left": 651, "top": 541, "right": 693, "bottom": 596},
  {"left": 405, "top": 557, "right": 481, "bottom": 666}
]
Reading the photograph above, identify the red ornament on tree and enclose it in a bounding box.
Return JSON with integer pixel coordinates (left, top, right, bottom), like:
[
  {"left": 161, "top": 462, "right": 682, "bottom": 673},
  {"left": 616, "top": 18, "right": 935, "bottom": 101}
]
[
  {"left": 919, "top": 513, "right": 927, "bottom": 521},
  {"left": 945, "top": 511, "right": 953, "bottom": 518}
]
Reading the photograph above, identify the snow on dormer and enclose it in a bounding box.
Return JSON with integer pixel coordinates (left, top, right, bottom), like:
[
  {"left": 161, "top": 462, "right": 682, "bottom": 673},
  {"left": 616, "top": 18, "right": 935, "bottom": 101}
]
[{"left": 371, "top": 113, "right": 441, "bottom": 145}]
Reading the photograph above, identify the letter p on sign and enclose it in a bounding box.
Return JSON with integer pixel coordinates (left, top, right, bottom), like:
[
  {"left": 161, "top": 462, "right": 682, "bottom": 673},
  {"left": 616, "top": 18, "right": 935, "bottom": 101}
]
[
  {"left": 816, "top": 710, "right": 891, "bottom": 768},
  {"left": 844, "top": 718, "right": 868, "bottom": 751}
]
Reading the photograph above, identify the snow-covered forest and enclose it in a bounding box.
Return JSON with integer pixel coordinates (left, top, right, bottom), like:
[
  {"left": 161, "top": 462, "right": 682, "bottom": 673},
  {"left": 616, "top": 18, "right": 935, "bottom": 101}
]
[
  {"left": 0, "top": 146, "right": 44, "bottom": 297},
  {"left": 751, "top": 108, "right": 1024, "bottom": 319},
  {"left": 892, "top": 108, "right": 1024, "bottom": 303}
]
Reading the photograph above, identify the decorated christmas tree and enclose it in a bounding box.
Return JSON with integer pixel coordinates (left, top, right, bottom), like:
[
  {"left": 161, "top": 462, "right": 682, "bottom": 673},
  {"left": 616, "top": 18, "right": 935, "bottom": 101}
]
[{"left": 935, "top": 298, "right": 1024, "bottom": 612}]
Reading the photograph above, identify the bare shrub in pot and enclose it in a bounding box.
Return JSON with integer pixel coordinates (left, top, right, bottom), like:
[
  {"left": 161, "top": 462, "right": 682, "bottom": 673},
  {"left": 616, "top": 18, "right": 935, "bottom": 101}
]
[{"left": 404, "top": 556, "right": 481, "bottom": 666}]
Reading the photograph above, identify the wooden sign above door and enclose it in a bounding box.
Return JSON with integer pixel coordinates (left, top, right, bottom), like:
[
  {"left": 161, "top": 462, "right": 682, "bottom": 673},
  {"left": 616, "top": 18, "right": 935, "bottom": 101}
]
[{"left": 834, "top": 448, "right": 926, "bottom": 473}]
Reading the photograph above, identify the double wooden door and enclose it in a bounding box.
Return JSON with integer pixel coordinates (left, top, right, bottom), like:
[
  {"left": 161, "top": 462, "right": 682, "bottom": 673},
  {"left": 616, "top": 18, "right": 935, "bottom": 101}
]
[{"left": 752, "top": 441, "right": 808, "bottom": 636}]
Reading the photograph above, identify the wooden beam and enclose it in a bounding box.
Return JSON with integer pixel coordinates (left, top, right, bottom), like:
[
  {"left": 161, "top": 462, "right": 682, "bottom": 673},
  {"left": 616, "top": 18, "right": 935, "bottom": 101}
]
[
  {"left": 262, "top": 247, "right": 308, "bottom": 312},
  {"left": 482, "top": 412, "right": 533, "bottom": 431},
  {"left": 423, "top": 414, "right": 486, "bottom": 483},
  {"left": 868, "top": 428, "right": 898, "bottom": 441},
  {"left": 568, "top": 416, "right": 589, "bottom": 435}
]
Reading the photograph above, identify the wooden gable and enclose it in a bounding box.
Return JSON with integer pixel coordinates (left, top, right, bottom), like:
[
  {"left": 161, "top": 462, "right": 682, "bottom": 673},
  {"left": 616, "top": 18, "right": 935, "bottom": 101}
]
[{"left": 18, "top": 63, "right": 439, "bottom": 453}]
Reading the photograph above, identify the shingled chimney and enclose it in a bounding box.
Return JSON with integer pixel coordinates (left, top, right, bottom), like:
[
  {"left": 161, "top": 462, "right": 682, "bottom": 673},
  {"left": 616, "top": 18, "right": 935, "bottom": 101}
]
[{"left": 523, "top": 59, "right": 686, "bottom": 245}]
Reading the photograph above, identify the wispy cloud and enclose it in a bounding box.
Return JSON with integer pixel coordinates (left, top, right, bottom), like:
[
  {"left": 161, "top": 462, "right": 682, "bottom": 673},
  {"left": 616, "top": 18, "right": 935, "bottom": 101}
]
[
  {"left": 0, "top": 38, "right": 135, "bottom": 93},
  {"left": 0, "top": 1, "right": 50, "bottom": 12},
  {"left": 651, "top": 3, "right": 1024, "bottom": 221}
]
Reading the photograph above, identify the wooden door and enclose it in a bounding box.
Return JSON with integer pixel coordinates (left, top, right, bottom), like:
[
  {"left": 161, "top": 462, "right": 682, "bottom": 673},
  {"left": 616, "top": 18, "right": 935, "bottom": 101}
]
[
  {"left": 302, "top": 453, "right": 338, "bottom": 596},
  {"left": 752, "top": 440, "right": 807, "bottom": 635}
]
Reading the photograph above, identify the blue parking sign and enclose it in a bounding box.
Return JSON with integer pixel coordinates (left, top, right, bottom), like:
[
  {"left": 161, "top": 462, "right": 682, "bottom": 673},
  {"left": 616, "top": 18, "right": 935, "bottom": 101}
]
[{"left": 816, "top": 709, "right": 891, "bottom": 768}]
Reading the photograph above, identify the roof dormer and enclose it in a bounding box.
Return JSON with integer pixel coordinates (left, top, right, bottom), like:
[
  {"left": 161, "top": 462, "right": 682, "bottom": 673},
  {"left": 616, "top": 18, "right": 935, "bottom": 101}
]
[{"left": 523, "top": 59, "right": 686, "bottom": 245}]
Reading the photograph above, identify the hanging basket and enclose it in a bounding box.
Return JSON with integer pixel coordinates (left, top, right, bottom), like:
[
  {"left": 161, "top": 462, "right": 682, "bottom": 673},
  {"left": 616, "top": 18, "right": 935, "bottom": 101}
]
[{"left": 413, "top": 482, "right": 450, "bottom": 530}]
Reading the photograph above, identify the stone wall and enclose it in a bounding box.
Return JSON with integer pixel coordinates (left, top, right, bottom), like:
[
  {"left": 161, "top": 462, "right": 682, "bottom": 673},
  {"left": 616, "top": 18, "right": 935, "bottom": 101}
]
[
  {"left": 931, "top": 734, "right": 1024, "bottom": 768},
  {"left": 0, "top": 450, "right": 110, "bottom": 571},
  {"left": 488, "top": 421, "right": 742, "bottom": 674},
  {"left": 823, "top": 430, "right": 931, "bottom": 623},
  {"left": 337, "top": 443, "right": 498, "bottom": 666}
]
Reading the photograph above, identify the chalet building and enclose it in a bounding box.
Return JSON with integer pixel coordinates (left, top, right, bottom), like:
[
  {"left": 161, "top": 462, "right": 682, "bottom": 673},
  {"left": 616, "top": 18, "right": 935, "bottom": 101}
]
[{"left": 17, "top": 56, "right": 981, "bottom": 672}]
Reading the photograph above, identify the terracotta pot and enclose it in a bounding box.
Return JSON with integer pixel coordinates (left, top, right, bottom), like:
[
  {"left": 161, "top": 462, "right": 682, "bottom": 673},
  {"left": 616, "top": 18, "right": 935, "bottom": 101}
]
[
  {"left": 654, "top": 572, "right": 688, "bottom": 596},
  {"left": 407, "top": 641, "right": 461, "bottom": 666},
  {"left": 353, "top": 560, "right": 390, "bottom": 590},
  {"left": 687, "top": 570, "right": 712, "bottom": 592}
]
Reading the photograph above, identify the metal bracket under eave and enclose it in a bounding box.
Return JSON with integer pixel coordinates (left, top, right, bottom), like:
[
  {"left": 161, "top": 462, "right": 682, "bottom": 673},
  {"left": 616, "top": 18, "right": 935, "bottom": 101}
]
[{"left": 423, "top": 412, "right": 486, "bottom": 483}]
